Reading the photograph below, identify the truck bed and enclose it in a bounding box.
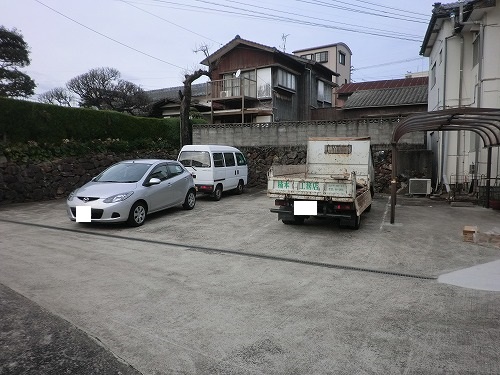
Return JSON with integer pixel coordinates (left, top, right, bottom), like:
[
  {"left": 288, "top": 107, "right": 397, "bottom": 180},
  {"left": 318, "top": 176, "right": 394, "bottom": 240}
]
[
  {"left": 267, "top": 165, "right": 368, "bottom": 201},
  {"left": 267, "top": 137, "right": 374, "bottom": 227}
]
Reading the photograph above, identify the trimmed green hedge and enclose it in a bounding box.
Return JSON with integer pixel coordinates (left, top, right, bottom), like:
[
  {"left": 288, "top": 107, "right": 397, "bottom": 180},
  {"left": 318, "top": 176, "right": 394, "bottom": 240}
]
[{"left": 0, "top": 97, "right": 180, "bottom": 144}]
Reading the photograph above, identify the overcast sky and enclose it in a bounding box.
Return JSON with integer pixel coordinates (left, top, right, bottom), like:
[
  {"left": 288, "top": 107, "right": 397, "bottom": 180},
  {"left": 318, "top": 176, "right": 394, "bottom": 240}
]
[{"left": 2, "top": 0, "right": 436, "bottom": 98}]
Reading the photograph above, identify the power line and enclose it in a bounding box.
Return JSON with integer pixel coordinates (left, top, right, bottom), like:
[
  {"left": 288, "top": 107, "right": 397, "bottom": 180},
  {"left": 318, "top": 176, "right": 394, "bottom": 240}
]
[
  {"left": 293, "top": 0, "right": 428, "bottom": 24},
  {"left": 353, "top": 57, "right": 425, "bottom": 71},
  {"left": 31, "top": 0, "right": 430, "bottom": 89},
  {"left": 146, "top": 0, "right": 422, "bottom": 41},
  {"left": 214, "top": 0, "right": 423, "bottom": 38},
  {"left": 33, "top": 0, "right": 185, "bottom": 69},
  {"left": 346, "top": 0, "right": 430, "bottom": 18},
  {"left": 196, "top": 0, "right": 425, "bottom": 35},
  {"left": 119, "top": 0, "right": 222, "bottom": 45}
]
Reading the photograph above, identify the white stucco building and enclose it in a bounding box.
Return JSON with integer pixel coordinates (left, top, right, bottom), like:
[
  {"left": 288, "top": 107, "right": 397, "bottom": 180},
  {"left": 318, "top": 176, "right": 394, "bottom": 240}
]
[
  {"left": 293, "top": 43, "right": 352, "bottom": 88},
  {"left": 420, "top": 0, "right": 500, "bottom": 194}
]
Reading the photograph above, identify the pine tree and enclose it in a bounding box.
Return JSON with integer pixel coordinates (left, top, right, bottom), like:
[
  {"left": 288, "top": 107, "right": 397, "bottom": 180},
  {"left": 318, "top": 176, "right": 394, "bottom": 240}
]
[{"left": 0, "top": 26, "right": 36, "bottom": 98}]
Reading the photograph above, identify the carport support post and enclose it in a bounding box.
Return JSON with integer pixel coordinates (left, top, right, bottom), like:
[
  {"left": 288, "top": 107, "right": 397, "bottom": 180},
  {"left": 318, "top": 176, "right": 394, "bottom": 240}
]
[
  {"left": 486, "top": 147, "right": 492, "bottom": 208},
  {"left": 390, "top": 143, "right": 397, "bottom": 224}
]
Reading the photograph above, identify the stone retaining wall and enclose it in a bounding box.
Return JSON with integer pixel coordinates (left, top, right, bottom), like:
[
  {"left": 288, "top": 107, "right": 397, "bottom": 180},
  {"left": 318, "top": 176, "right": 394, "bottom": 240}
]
[
  {"left": 0, "top": 145, "right": 427, "bottom": 204},
  {"left": 0, "top": 150, "right": 177, "bottom": 204}
]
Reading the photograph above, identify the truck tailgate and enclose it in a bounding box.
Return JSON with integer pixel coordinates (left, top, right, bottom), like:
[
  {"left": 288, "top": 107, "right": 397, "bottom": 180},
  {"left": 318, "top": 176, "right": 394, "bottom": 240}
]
[{"left": 267, "top": 176, "right": 356, "bottom": 200}]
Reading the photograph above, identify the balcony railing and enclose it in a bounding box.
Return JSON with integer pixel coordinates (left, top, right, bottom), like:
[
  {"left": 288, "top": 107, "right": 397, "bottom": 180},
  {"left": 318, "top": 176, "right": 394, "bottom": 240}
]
[{"left": 207, "top": 77, "right": 258, "bottom": 100}]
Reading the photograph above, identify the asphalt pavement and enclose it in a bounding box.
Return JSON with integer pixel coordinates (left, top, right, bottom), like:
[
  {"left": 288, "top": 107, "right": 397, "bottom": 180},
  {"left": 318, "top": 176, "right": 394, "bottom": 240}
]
[
  {"left": 0, "top": 282, "right": 141, "bottom": 375},
  {"left": 0, "top": 190, "right": 499, "bottom": 374}
]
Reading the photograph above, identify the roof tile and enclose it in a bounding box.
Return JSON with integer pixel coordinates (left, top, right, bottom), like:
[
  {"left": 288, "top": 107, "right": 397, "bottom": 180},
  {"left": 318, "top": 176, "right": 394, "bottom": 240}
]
[
  {"left": 343, "top": 85, "right": 428, "bottom": 109},
  {"left": 337, "top": 77, "right": 428, "bottom": 94}
]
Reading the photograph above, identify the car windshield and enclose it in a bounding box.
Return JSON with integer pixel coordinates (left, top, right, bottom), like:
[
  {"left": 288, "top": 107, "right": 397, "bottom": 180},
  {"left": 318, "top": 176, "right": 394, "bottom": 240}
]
[
  {"left": 179, "top": 151, "right": 211, "bottom": 167},
  {"left": 95, "top": 162, "right": 152, "bottom": 183}
]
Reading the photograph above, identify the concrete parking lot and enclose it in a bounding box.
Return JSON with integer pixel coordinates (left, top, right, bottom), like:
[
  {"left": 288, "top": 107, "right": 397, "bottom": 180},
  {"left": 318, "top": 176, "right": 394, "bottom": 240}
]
[{"left": 1, "top": 189, "right": 499, "bottom": 374}]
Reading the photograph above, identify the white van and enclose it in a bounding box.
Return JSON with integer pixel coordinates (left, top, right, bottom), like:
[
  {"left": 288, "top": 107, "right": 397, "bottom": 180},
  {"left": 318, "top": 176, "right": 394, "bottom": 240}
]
[{"left": 178, "top": 145, "right": 248, "bottom": 200}]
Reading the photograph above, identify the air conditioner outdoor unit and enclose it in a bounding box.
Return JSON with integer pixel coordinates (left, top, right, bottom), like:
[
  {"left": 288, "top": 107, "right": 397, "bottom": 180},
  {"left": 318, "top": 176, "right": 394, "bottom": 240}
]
[
  {"left": 220, "top": 90, "right": 230, "bottom": 98},
  {"left": 409, "top": 178, "right": 432, "bottom": 195}
]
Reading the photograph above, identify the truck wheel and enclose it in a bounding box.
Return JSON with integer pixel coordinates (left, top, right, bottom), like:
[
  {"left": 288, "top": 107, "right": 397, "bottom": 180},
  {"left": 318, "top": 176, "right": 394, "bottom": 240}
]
[
  {"left": 352, "top": 215, "right": 361, "bottom": 230},
  {"left": 365, "top": 204, "right": 372, "bottom": 212},
  {"left": 283, "top": 216, "right": 305, "bottom": 225},
  {"left": 339, "top": 215, "right": 360, "bottom": 230},
  {"left": 212, "top": 185, "right": 222, "bottom": 201}
]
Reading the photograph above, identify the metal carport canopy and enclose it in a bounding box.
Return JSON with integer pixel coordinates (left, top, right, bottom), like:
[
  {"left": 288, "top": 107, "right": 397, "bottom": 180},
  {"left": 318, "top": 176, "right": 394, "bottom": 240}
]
[{"left": 390, "top": 108, "right": 500, "bottom": 224}]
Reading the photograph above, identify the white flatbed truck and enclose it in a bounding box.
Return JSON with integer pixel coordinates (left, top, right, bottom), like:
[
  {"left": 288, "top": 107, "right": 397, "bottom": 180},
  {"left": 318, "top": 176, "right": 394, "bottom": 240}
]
[{"left": 267, "top": 137, "right": 374, "bottom": 229}]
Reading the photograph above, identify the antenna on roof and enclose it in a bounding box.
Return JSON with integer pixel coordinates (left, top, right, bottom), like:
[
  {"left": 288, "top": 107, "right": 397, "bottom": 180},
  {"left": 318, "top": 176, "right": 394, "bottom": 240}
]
[{"left": 280, "top": 33, "right": 290, "bottom": 52}]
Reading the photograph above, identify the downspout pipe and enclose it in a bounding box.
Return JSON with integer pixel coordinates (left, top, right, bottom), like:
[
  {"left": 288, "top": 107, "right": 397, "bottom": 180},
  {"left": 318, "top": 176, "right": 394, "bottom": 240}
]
[
  {"left": 442, "top": 132, "right": 450, "bottom": 193},
  {"left": 302, "top": 67, "right": 313, "bottom": 121},
  {"left": 476, "top": 23, "right": 484, "bottom": 199},
  {"left": 440, "top": 35, "right": 454, "bottom": 193},
  {"left": 390, "top": 142, "right": 397, "bottom": 224},
  {"left": 458, "top": 3, "right": 486, "bottom": 203},
  {"left": 486, "top": 147, "right": 492, "bottom": 208},
  {"left": 456, "top": 34, "right": 465, "bottom": 184},
  {"left": 458, "top": 3, "right": 484, "bottom": 104}
]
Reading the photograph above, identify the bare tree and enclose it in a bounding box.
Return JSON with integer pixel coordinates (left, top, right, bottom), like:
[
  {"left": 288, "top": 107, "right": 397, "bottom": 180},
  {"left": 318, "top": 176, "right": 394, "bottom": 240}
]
[
  {"left": 179, "top": 45, "right": 217, "bottom": 146},
  {"left": 113, "top": 80, "right": 150, "bottom": 115},
  {"left": 64, "top": 67, "right": 148, "bottom": 115},
  {"left": 38, "top": 87, "right": 74, "bottom": 106},
  {"left": 66, "top": 67, "right": 120, "bottom": 109}
]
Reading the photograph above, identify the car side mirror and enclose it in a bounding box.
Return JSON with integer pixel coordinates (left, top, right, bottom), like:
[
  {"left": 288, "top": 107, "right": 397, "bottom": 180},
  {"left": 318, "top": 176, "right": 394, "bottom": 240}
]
[{"left": 146, "top": 177, "right": 161, "bottom": 186}]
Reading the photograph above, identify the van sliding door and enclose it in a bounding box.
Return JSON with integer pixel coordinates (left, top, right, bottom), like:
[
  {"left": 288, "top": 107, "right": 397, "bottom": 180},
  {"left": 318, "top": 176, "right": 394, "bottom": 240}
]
[
  {"left": 212, "top": 152, "right": 226, "bottom": 188},
  {"left": 223, "top": 152, "right": 238, "bottom": 190}
]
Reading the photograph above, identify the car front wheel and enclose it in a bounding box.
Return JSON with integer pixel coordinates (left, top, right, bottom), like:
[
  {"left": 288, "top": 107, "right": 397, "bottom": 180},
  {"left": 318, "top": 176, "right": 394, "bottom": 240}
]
[
  {"left": 127, "top": 201, "right": 147, "bottom": 227},
  {"left": 183, "top": 190, "right": 196, "bottom": 210}
]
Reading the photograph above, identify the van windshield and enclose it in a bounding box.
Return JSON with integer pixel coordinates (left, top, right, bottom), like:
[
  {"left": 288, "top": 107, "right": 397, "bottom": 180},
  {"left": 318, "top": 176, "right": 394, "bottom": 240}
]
[{"left": 179, "top": 151, "right": 211, "bottom": 168}]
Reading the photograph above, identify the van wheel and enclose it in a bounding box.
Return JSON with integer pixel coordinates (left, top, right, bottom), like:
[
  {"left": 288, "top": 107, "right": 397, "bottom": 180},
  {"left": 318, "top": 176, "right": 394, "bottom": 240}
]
[
  {"left": 236, "top": 181, "right": 244, "bottom": 195},
  {"left": 127, "top": 201, "right": 147, "bottom": 227},
  {"left": 212, "top": 185, "right": 222, "bottom": 201},
  {"left": 182, "top": 189, "right": 196, "bottom": 210}
]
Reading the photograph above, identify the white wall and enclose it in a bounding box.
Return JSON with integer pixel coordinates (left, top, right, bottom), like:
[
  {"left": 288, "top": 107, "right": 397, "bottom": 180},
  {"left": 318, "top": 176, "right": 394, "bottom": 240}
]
[
  {"left": 427, "top": 5, "right": 500, "bottom": 190},
  {"left": 293, "top": 44, "right": 351, "bottom": 86}
]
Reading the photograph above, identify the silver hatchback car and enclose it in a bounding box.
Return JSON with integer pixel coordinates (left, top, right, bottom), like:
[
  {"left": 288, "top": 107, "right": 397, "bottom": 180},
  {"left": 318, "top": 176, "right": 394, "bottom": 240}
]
[{"left": 67, "top": 159, "right": 196, "bottom": 226}]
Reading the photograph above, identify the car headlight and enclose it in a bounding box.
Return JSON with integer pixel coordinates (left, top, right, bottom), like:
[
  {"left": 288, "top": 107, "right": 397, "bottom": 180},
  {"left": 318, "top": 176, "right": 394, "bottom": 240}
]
[
  {"left": 103, "top": 191, "right": 134, "bottom": 203},
  {"left": 67, "top": 190, "right": 77, "bottom": 201}
]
